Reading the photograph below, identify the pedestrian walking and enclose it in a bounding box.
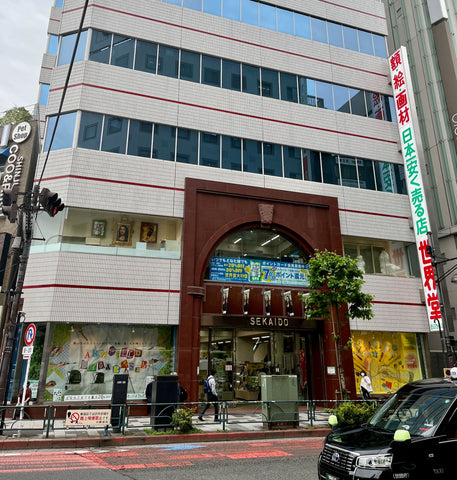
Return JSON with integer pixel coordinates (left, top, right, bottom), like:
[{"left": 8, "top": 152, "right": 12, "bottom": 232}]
[
  {"left": 199, "top": 369, "right": 219, "bottom": 421},
  {"left": 360, "top": 372, "right": 372, "bottom": 401}
]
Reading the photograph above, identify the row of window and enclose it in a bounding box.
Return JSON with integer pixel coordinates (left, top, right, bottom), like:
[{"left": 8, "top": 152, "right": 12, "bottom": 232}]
[
  {"left": 44, "top": 111, "right": 407, "bottom": 195},
  {"left": 156, "top": 0, "right": 387, "bottom": 58},
  {"left": 85, "top": 30, "right": 395, "bottom": 122}
]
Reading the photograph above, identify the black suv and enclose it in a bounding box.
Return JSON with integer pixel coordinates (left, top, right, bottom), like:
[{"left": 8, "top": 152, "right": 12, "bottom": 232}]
[{"left": 318, "top": 378, "right": 457, "bottom": 479}]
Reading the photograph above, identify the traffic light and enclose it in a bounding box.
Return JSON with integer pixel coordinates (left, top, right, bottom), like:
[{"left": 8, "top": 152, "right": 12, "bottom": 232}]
[
  {"left": 2, "top": 186, "right": 19, "bottom": 223},
  {"left": 39, "top": 188, "right": 64, "bottom": 217}
]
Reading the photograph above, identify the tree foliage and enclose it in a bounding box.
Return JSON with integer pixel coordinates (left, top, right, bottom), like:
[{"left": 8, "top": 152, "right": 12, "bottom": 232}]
[{"left": 0, "top": 107, "right": 33, "bottom": 127}]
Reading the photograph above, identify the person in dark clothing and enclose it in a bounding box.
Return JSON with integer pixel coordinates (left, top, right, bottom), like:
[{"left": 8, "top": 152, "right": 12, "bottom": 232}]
[
  {"left": 13, "top": 382, "right": 32, "bottom": 420},
  {"left": 199, "top": 369, "right": 218, "bottom": 422}
]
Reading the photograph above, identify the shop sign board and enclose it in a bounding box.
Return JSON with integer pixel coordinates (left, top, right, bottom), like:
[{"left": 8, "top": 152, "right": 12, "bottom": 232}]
[
  {"left": 65, "top": 409, "right": 111, "bottom": 427},
  {"left": 389, "top": 47, "right": 439, "bottom": 332}
]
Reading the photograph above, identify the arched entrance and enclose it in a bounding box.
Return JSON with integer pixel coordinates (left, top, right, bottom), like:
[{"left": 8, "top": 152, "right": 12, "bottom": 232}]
[{"left": 177, "top": 178, "right": 355, "bottom": 401}]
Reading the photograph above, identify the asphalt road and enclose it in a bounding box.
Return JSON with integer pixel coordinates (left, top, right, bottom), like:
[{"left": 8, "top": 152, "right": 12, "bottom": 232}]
[{"left": 0, "top": 437, "right": 324, "bottom": 480}]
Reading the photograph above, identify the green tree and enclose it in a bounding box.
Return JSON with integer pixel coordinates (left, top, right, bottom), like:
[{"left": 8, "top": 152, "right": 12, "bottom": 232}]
[
  {"left": 302, "top": 250, "right": 374, "bottom": 397},
  {"left": 0, "top": 107, "right": 33, "bottom": 127}
]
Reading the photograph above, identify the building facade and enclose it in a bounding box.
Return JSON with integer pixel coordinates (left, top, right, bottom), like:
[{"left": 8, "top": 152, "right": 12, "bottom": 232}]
[{"left": 22, "top": 0, "right": 431, "bottom": 404}]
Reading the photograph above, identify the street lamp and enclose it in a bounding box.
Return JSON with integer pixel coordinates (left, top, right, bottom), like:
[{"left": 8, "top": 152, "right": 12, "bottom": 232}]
[{"left": 426, "top": 232, "right": 457, "bottom": 367}]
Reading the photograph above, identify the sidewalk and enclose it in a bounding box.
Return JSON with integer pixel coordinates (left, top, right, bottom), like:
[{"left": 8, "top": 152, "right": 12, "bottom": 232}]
[{"left": 0, "top": 411, "right": 331, "bottom": 450}]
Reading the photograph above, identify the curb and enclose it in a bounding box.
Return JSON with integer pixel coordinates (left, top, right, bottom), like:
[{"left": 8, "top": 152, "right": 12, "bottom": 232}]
[{"left": 0, "top": 428, "right": 330, "bottom": 450}]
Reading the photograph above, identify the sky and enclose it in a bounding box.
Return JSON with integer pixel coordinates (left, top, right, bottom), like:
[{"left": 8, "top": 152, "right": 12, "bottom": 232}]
[{"left": 0, "top": 0, "right": 54, "bottom": 115}]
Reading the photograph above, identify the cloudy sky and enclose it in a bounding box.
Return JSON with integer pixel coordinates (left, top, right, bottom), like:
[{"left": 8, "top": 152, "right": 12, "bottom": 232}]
[{"left": 0, "top": 0, "right": 54, "bottom": 114}]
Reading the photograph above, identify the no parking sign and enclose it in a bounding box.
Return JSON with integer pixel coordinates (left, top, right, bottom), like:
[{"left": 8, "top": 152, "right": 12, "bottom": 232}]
[{"left": 24, "top": 324, "right": 36, "bottom": 346}]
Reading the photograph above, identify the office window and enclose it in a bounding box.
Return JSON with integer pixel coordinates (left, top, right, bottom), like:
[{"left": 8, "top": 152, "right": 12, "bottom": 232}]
[
  {"left": 316, "top": 81, "right": 334, "bottom": 110},
  {"left": 39, "top": 84, "right": 50, "bottom": 106},
  {"left": 303, "top": 149, "right": 321, "bottom": 182},
  {"left": 242, "top": 64, "right": 260, "bottom": 95},
  {"left": 393, "top": 164, "right": 407, "bottom": 194},
  {"left": 158, "top": 45, "right": 179, "bottom": 78},
  {"left": 280, "top": 73, "right": 298, "bottom": 103},
  {"left": 383, "top": 95, "right": 396, "bottom": 123},
  {"left": 204, "top": 0, "right": 221, "bottom": 15},
  {"left": 58, "top": 31, "right": 87, "bottom": 66},
  {"left": 349, "top": 89, "right": 367, "bottom": 117},
  {"left": 321, "top": 152, "right": 340, "bottom": 185},
  {"left": 153, "top": 124, "right": 176, "bottom": 161},
  {"left": 243, "top": 139, "right": 262, "bottom": 174},
  {"left": 200, "top": 132, "right": 220, "bottom": 167},
  {"left": 327, "top": 22, "right": 343, "bottom": 48},
  {"left": 294, "top": 13, "right": 311, "bottom": 39},
  {"left": 101, "top": 116, "right": 127, "bottom": 154},
  {"left": 299, "top": 77, "right": 316, "bottom": 106},
  {"left": 183, "top": 0, "right": 202, "bottom": 10},
  {"left": 55, "top": 0, "right": 64, "bottom": 7},
  {"left": 44, "top": 112, "right": 77, "bottom": 152},
  {"left": 223, "top": 0, "right": 240, "bottom": 21},
  {"left": 259, "top": 3, "right": 276, "bottom": 30},
  {"left": 222, "top": 136, "right": 242, "bottom": 171},
  {"left": 180, "top": 50, "right": 200, "bottom": 83},
  {"left": 343, "top": 26, "right": 359, "bottom": 52},
  {"left": 47, "top": 35, "right": 59, "bottom": 55},
  {"left": 366, "top": 92, "right": 384, "bottom": 120},
  {"left": 357, "top": 158, "right": 376, "bottom": 191},
  {"left": 375, "top": 162, "right": 394, "bottom": 193},
  {"left": 261, "top": 69, "right": 279, "bottom": 99},
  {"left": 89, "top": 30, "right": 111, "bottom": 64},
  {"left": 202, "top": 55, "right": 221, "bottom": 87},
  {"left": 333, "top": 85, "right": 350, "bottom": 113},
  {"left": 263, "top": 143, "right": 282, "bottom": 177},
  {"left": 373, "top": 34, "right": 387, "bottom": 58},
  {"left": 340, "top": 156, "right": 358, "bottom": 188},
  {"left": 311, "top": 17, "right": 327, "bottom": 43},
  {"left": 164, "top": 0, "right": 181, "bottom": 4},
  {"left": 242, "top": 0, "right": 258, "bottom": 26},
  {"left": 358, "top": 30, "right": 374, "bottom": 56},
  {"left": 277, "top": 9, "right": 293, "bottom": 35},
  {"left": 111, "top": 35, "right": 134, "bottom": 68},
  {"left": 135, "top": 40, "right": 157, "bottom": 74},
  {"left": 78, "top": 112, "right": 103, "bottom": 150},
  {"left": 128, "top": 120, "right": 152, "bottom": 158},
  {"left": 177, "top": 128, "right": 198, "bottom": 164},
  {"left": 284, "top": 146, "right": 302, "bottom": 179},
  {"left": 222, "top": 60, "right": 241, "bottom": 91}
]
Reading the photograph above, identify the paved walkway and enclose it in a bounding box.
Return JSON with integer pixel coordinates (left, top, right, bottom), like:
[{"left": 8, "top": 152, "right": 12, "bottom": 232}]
[{"left": 0, "top": 410, "right": 331, "bottom": 450}]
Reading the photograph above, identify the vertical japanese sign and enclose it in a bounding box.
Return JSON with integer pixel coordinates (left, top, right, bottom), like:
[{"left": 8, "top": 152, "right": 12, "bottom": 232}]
[{"left": 389, "top": 47, "right": 440, "bottom": 332}]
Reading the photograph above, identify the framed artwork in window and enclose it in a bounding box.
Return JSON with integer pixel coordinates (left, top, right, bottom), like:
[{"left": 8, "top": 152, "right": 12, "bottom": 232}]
[
  {"left": 140, "top": 222, "right": 158, "bottom": 243},
  {"left": 92, "top": 220, "right": 106, "bottom": 238},
  {"left": 113, "top": 219, "right": 133, "bottom": 246}
]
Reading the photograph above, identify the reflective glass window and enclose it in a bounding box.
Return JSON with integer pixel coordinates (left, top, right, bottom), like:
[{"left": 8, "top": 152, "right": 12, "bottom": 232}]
[
  {"left": 78, "top": 112, "right": 103, "bottom": 150},
  {"left": 223, "top": 0, "right": 240, "bottom": 21},
  {"left": 242, "top": 64, "right": 260, "bottom": 95},
  {"left": 357, "top": 158, "right": 376, "bottom": 190},
  {"left": 294, "top": 13, "right": 311, "bottom": 39},
  {"left": 44, "top": 112, "right": 77, "bottom": 152},
  {"left": 263, "top": 143, "right": 282, "bottom": 177},
  {"left": 333, "top": 85, "right": 350, "bottom": 113},
  {"left": 261, "top": 69, "right": 279, "bottom": 99},
  {"left": 55, "top": 0, "right": 64, "bottom": 7},
  {"left": 101, "top": 116, "right": 127, "bottom": 154},
  {"left": 158, "top": 45, "right": 179, "bottom": 78},
  {"left": 322, "top": 152, "right": 340, "bottom": 185},
  {"left": 259, "top": 3, "right": 276, "bottom": 30},
  {"left": 382, "top": 95, "right": 396, "bottom": 123},
  {"left": 127, "top": 120, "right": 152, "bottom": 158},
  {"left": 58, "top": 31, "right": 87, "bottom": 66},
  {"left": 47, "top": 35, "right": 59, "bottom": 55},
  {"left": 39, "top": 84, "right": 50, "bottom": 106},
  {"left": 277, "top": 9, "right": 293, "bottom": 35},
  {"left": 358, "top": 30, "right": 373, "bottom": 56},
  {"left": 222, "top": 136, "right": 242, "bottom": 171},
  {"left": 153, "top": 124, "right": 176, "bottom": 161},
  {"left": 243, "top": 139, "right": 262, "bottom": 174},
  {"left": 342, "top": 26, "right": 358, "bottom": 51},
  {"left": 373, "top": 34, "right": 387, "bottom": 58},
  {"left": 316, "top": 81, "right": 334, "bottom": 109},
  {"left": 280, "top": 73, "right": 298, "bottom": 103},
  {"left": 111, "top": 35, "right": 134, "bottom": 68},
  {"left": 180, "top": 50, "right": 200, "bottom": 83},
  {"left": 89, "top": 30, "right": 111, "bottom": 64},
  {"left": 311, "top": 17, "right": 327, "bottom": 43},
  {"left": 222, "top": 60, "right": 241, "bottom": 91},
  {"left": 375, "top": 162, "right": 394, "bottom": 192},
  {"left": 200, "top": 132, "right": 220, "bottom": 167},
  {"left": 303, "top": 150, "right": 321, "bottom": 182},
  {"left": 327, "top": 22, "right": 343, "bottom": 48},
  {"left": 366, "top": 92, "right": 384, "bottom": 120},
  {"left": 393, "top": 164, "right": 407, "bottom": 194},
  {"left": 202, "top": 55, "right": 221, "bottom": 87},
  {"left": 183, "top": 0, "right": 202, "bottom": 10},
  {"left": 299, "top": 77, "right": 316, "bottom": 106},
  {"left": 164, "top": 0, "right": 181, "bottom": 5},
  {"left": 177, "top": 128, "right": 198, "bottom": 164},
  {"left": 242, "top": 0, "right": 258, "bottom": 26},
  {"left": 204, "top": 0, "right": 221, "bottom": 15},
  {"left": 340, "top": 156, "right": 358, "bottom": 188},
  {"left": 135, "top": 40, "right": 157, "bottom": 74},
  {"left": 284, "top": 146, "right": 302, "bottom": 179},
  {"left": 349, "top": 88, "right": 367, "bottom": 117}
]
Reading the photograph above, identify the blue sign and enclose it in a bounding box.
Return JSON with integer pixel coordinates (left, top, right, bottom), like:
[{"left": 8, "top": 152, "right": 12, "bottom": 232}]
[{"left": 209, "top": 257, "right": 309, "bottom": 286}]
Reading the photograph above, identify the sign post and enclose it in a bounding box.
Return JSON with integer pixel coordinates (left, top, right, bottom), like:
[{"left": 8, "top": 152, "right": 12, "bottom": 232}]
[{"left": 17, "top": 324, "right": 36, "bottom": 434}]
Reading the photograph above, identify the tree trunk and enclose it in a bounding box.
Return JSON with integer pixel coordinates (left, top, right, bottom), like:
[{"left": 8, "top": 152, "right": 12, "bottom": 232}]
[{"left": 331, "top": 307, "right": 347, "bottom": 399}]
